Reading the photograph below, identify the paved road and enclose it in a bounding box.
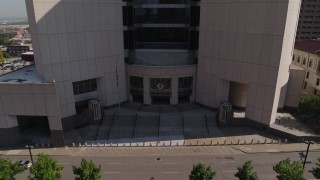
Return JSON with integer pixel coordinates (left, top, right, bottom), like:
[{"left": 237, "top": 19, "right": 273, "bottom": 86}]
[{"left": 3, "top": 151, "right": 319, "bottom": 180}]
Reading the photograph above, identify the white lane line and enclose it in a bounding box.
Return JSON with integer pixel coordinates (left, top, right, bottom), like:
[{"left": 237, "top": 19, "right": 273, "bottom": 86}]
[
  {"left": 162, "top": 172, "right": 179, "bottom": 174},
  {"left": 107, "top": 163, "right": 122, "bottom": 165},
  {"left": 163, "top": 163, "right": 178, "bottom": 165},
  {"left": 221, "top": 161, "right": 236, "bottom": 163},
  {"left": 104, "top": 172, "right": 120, "bottom": 174},
  {"left": 223, "top": 170, "right": 237, "bottom": 173}
]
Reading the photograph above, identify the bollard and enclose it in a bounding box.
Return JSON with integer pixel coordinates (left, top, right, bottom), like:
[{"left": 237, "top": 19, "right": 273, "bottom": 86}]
[
  {"left": 170, "top": 141, "right": 172, "bottom": 146},
  {"left": 264, "top": 139, "right": 267, "bottom": 144},
  {"left": 244, "top": 140, "right": 247, "bottom": 145},
  {"left": 251, "top": 139, "right": 254, "bottom": 144},
  {"left": 183, "top": 141, "right": 185, "bottom": 146},
  {"left": 196, "top": 140, "right": 199, "bottom": 146},
  {"left": 143, "top": 141, "right": 145, "bottom": 147},
  {"left": 104, "top": 143, "right": 107, "bottom": 147},
  {"left": 92, "top": 143, "right": 94, "bottom": 147},
  {"left": 224, "top": 140, "right": 227, "bottom": 145},
  {"left": 85, "top": 143, "right": 88, "bottom": 147},
  {"left": 150, "top": 142, "right": 152, "bottom": 147},
  {"left": 237, "top": 139, "right": 240, "bottom": 145},
  {"left": 79, "top": 143, "right": 82, "bottom": 147},
  {"left": 130, "top": 142, "right": 132, "bottom": 147},
  {"left": 72, "top": 143, "right": 75, "bottom": 147}
]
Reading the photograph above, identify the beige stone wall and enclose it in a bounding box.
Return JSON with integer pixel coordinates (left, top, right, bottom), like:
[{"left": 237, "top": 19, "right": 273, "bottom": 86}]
[
  {"left": 292, "top": 49, "right": 320, "bottom": 96},
  {"left": 285, "top": 66, "right": 305, "bottom": 108},
  {"left": 0, "top": 83, "right": 62, "bottom": 130},
  {"left": 25, "top": 0, "right": 126, "bottom": 118},
  {"left": 197, "top": 0, "right": 301, "bottom": 125}
]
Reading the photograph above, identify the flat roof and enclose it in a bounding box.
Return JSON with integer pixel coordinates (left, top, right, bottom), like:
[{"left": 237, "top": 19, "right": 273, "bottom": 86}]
[
  {"left": 0, "top": 65, "right": 44, "bottom": 84},
  {"left": 295, "top": 39, "right": 320, "bottom": 54}
]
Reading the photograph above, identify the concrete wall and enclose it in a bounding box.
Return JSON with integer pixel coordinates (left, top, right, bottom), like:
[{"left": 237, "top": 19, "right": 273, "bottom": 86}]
[
  {"left": 0, "top": 83, "right": 63, "bottom": 146},
  {"left": 285, "top": 66, "right": 305, "bottom": 108},
  {"left": 25, "top": 0, "right": 127, "bottom": 119},
  {"left": 197, "top": 0, "right": 301, "bottom": 125}
]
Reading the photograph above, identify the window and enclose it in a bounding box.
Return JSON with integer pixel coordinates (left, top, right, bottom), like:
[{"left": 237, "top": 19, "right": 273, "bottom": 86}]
[
  {"left": 304, "top": 82, "right": 307, "bottom": 89},
  {"left": 292, "top": 55, "right": 295, "bottom": 61},
  {"left": 314, "top": 89, "right": 318, "bottom": 95},
  {"left": 73, "top": 79, "right": 97, "bottom": 95},
  {"left": 303, "top": 58, "right": 306, "bottom": 65},
  {"left": 130, "top": 76, "right": 143, "bottom": 89},
  {"left": 298, "top": 57, "right": 301, "bottom": 63},
  {"left": 309, "top": 60, "right": 313, "bottom": 67},
  {"left": 317, "top": 78, "right": 320, "bottom": 86},
  {"left": 306, "top": 71, "right": 310, "bottom": 79}
]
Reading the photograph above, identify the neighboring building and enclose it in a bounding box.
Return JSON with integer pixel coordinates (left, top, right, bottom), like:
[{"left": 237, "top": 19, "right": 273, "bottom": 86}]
[
  {"left": 292, "top": 39, "right": 320, "bottom": 95},
  {"left": 296, "top": 0, "right": 320, "bottom": 42},
  {"left": 6, "top": 45, "right": 32, "bottom": 57},
  {"left": 0, "top": 0, "right": 301, "bottom": 147},
  {"left": 21, "top": 51, "right": 34, "bottom": 62}
]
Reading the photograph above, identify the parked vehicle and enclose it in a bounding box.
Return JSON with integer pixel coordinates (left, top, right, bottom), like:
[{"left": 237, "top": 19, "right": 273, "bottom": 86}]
[{"left": 18, "top": 160, "right": 32, "bottom": 168}]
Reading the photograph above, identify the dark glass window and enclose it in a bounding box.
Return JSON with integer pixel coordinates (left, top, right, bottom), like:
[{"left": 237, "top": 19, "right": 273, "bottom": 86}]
[
  {"left": 190, "top": 30, "right": 199, "bottom": 50},
  {"left": 123, "top": 30, "right": 134, "bottom": 49},
  {"left": 73, "top": 79, "right": 97, "bottom": 95},
  {"left": 190, "top": 6, "right": 200, "bottom": 26},
  {"left": 179, "top": 77, "right": 193, "bottom": 89},
  {"left": 135, "top": 27, "right": 188, "bottom": 49},
  {"left": 130, "top": 76, "right": 143, "bottom": 89},
  {"left": 135, "top": 8, "right": 189, "bottom": 24},
  {"left": 306, "top": 71, "right": 310, "bottom": 79},
  {"left": 123, "top": 6, "right": 133, "bottom": 26}
]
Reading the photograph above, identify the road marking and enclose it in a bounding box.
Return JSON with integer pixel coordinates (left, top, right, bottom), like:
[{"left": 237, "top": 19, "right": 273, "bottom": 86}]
[
  {"left": 223, "top": 170, "right": 237, "bottom": 173},
  {"left": 107, "top": 163, "right": 122, "bottom": 165},
  {"left": 162, "top": 172, "right": 179, "bottom": 174},
  {"left": 104, "top": 172, "right": 120, "bottom": 174},
  {"left": 163, "top": 163, "right": 178, "bottom": 165},
  {"left": 221, "top": 161, "right": 236, "bottom": 163}
]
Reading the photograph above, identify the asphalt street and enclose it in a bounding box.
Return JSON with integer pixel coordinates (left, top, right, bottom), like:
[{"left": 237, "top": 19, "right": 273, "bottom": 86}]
[{"left": 3, "top": 151, "right": 319, "bottom": 180}]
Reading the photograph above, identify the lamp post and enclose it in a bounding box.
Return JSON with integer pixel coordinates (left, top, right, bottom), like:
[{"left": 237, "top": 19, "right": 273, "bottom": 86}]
[
  {"left": 303, "top": 141, "right": 314, "bottom": 169},
  {"left": 25, "top": 145, "right": 34, "bottom": 163}
]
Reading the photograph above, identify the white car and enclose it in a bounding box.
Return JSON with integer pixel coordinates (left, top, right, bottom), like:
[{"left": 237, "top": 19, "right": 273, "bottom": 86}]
[{"left": 18, "top": 160, "right": 32, "bottom": 168}]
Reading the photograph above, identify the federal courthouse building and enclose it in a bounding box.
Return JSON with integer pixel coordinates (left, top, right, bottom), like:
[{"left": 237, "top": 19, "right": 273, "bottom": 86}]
[{"left": 0, "top": 0, "right": 301, "bottom": 146}]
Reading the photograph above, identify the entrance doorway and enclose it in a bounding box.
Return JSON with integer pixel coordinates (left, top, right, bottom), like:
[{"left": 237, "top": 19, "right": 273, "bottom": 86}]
[
  {"left": 17, "top": 116, "right": 51, "bottom": 143},
  {"left": 178, "top": 76, "right": 193, "bottom": 104}
]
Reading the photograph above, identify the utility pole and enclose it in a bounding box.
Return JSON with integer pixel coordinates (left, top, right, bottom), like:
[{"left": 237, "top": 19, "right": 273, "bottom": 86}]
[
  {"left": 25, "top": 145, "right": 34, "bottom": 163},
  {"left": 303, "top": 141, "right": 314, "bottom": 169}
]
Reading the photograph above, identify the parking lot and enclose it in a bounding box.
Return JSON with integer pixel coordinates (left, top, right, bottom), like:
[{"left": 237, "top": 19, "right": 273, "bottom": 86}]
[{"left": 0, "top": 57, "right": 32, "bottom": 75}]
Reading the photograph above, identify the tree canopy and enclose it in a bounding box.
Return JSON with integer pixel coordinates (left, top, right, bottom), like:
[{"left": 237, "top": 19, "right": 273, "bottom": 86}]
[
  {"left": 299, "top": 95, "right": 320, "bottom": 118},
  {"left": 313, "top": 157, "right": 320, "bottom": 179},
  {"left": 0, "top": 157, "right": 25, "bottom": 180},
  {"left": 189, "top": 163, "right": 216, "bottom": 180},
  {"left": 235, "top": 161, "right": 259, "bottom": 180},
  {"left": 273, "top": 158, "right": 304, "bottom": 180},
  {"left": 73, "top": 159, "right": 101, "bottom": 180},
  {"left": 28, "top": 153, "right": 64, "bottom": 180}
]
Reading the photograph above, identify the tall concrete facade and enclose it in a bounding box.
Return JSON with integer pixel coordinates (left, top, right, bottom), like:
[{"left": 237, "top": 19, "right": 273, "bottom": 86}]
[
  {"left": 197, "top": 0, "right": 301, "bottom": 125},
  {"left": 0, "top": 0, "right": 301, "bottom": 146}
]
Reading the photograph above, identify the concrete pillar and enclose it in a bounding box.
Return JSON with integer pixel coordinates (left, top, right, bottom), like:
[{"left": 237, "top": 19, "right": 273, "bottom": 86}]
[
  {"left": 0, "top": 116, "right": 20, "bottom": 146},
  {"left": 48, "top": 116, "right": 65, "bottom": 147},
  {"left": 170, "top": 76, "right": 178, "bottom": 105},
  {"left": 143, "top": 76, "right": 151, "bottom": 105},
  {"left": 190, "top": 75, "right": 197, "bottom": 102}
]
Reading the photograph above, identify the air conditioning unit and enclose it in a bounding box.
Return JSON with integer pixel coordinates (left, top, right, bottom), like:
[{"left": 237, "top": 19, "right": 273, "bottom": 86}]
[
  {"left": 219, "top": 102, "right": 232, "bottom": 123},
  {"left": 88, "top": 99, "right": 102, "bottom": 121}
]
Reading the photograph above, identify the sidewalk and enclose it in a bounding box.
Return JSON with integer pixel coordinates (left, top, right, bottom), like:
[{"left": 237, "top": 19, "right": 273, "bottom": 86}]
[{"left": 1, "top": 143, "right": 319, "bottom": 157}]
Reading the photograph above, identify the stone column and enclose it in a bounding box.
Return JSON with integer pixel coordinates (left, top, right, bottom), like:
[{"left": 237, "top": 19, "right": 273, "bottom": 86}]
[
  {"left": 143, "top": 76, "right": 151, "bottom": 105},
  {"left": 170, "top": 76, "right": 178, "bottom": 105},
  {"left": 48, "top": 116, "right": 65, "bottom": 147}
]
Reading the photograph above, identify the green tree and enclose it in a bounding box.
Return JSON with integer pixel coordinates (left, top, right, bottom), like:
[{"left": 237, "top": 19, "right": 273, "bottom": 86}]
[
  {"left": 0, "top": 51, "right": 5, "bottom": 63},
  {"left": 300, "top": 95, "right": 320, "bottom": 118},
  {"left": 189, "top": 163, "right": 216, "bottom": 180},
  {"left": 0, "top": 157, "right": 25, "bottom": 180},
  {"left": 73, "top": 159, "right": 101, "bottom": 180},
  {"left": 3, "top": 51, "right": 10, "bottom": 59},
  {"left": 312, "top": 157, "right": 320, "bottom": 179},
  {"left": 235, "top": 161, "right": 259, "bottom": 180},
  {"left": 28, "top": 153, "right": 64, "bottom": 180},
  {"left": 273, "top": 158, "right": 304, "bottom": 180}
]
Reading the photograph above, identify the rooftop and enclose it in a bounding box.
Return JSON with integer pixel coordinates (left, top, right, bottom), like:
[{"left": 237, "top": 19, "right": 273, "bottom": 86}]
[
  {"left": 0, "top": 65, "right": 44, "bottom": 84},
  {"left": 294, "top": 39, "right": 320, "bottom": 54}
]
